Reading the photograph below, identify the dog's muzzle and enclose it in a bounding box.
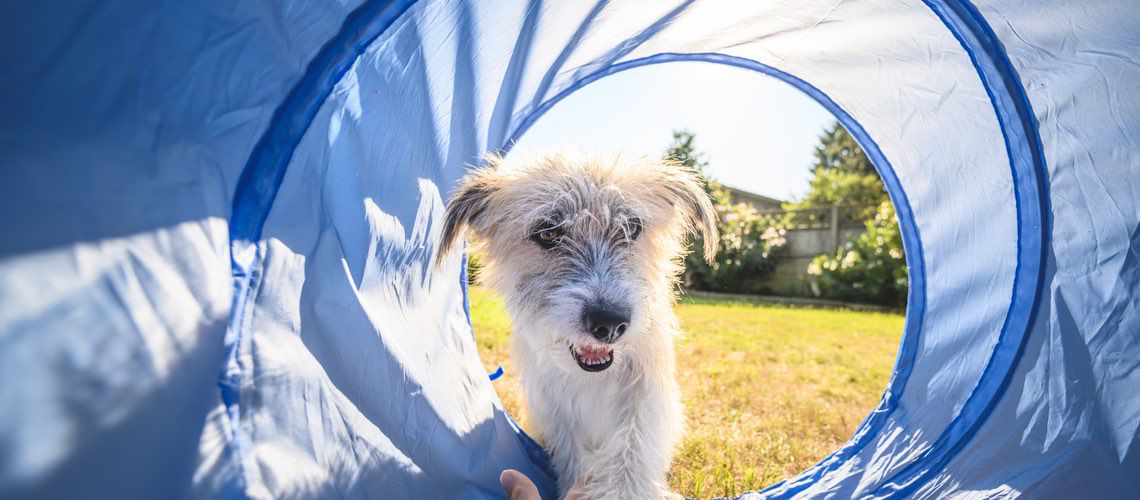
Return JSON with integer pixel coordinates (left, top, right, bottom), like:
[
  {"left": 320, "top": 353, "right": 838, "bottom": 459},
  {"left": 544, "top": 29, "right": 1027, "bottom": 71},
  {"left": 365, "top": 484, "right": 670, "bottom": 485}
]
[{"left": 569, "top": 305, "right": 629, "bottom": 372}]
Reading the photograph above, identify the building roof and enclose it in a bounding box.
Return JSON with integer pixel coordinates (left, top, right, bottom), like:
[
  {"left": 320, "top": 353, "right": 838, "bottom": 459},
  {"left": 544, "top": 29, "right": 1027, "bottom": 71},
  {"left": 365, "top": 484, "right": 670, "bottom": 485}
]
[{"left": 721, "top": 185, "right": 786, "bottom": 206}]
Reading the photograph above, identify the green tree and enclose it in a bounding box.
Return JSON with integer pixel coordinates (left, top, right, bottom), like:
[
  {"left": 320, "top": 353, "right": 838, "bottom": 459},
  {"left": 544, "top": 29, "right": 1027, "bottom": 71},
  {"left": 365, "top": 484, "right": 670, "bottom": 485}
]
[
  {"left": 785, "top": 122, "right": 886, "bottom": 219},
  {"left": 664, "top": 129, "right": 709, "bottom": 172}
]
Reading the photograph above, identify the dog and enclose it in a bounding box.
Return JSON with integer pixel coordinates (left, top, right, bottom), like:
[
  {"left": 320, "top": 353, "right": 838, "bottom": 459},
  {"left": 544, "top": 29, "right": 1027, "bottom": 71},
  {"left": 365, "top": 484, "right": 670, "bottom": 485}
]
[{"left": 438, "top": 150, "right": 717, "bottom": 499}]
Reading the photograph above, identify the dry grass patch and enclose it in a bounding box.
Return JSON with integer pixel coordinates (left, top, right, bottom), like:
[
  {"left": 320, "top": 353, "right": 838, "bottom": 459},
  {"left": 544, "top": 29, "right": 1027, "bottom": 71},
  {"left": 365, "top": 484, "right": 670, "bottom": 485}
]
[{"left": 468, "top": 286, "right": 902, "bottom": 498}]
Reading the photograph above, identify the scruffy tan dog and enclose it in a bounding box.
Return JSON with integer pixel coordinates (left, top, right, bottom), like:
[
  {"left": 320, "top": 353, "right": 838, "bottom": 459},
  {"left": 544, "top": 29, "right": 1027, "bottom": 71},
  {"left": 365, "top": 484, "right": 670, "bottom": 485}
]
[{"left": 438, "top": 150, "right": 716, "bottom": 499}]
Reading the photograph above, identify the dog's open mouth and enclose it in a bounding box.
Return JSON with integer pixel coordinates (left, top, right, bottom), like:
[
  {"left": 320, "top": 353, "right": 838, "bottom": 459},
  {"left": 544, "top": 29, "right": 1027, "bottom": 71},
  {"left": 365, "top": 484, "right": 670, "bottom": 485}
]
[{"left": 570, "top": 344, "right": 614, "bottom": 372}]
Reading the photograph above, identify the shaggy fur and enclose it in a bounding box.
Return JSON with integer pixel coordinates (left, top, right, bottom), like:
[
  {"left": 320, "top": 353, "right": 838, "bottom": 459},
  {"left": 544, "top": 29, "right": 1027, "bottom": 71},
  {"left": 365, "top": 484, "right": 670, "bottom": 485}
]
[{"left": 438, "top": 150, "right": 717, "bottom": 499}]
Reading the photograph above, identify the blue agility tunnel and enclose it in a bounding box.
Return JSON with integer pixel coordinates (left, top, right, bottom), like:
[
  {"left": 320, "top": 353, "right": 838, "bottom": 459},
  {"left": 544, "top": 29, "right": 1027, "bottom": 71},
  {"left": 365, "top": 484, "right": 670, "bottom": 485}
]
[{"left": 1, "top": 1, "right": 1137, "bottom": 498}]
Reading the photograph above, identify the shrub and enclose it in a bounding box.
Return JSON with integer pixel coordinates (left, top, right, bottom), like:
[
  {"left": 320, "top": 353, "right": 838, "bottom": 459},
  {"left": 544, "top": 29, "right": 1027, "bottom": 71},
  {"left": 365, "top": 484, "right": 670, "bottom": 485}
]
[
  {"left": 685, "top": 182, "right": 788, "bottom": 294},
  {"left": 806, "top": 200, "right": 907, "bottom": 307}
]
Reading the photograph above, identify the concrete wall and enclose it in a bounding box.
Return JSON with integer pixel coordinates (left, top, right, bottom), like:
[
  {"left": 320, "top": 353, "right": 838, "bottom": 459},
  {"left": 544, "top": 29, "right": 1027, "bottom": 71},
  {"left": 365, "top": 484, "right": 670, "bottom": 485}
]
[
  {"left": 769, "top": 226, "right": 865, "bottom": 296},
  {"left": 783, "top": 227, "right": 865, "bottom": 259}
]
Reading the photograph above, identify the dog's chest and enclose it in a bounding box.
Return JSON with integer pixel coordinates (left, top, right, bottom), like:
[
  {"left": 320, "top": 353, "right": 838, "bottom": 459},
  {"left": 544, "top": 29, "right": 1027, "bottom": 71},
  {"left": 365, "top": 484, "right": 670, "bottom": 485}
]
[{"left": 531, "top": 368, "right": 630, "bottom": 450}]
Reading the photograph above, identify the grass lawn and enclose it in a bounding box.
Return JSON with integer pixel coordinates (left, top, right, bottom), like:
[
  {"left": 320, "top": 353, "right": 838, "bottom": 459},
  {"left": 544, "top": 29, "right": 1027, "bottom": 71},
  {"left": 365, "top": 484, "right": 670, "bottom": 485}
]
[{"left": 467, "top": 286, "right": 903, "bottom": 499}]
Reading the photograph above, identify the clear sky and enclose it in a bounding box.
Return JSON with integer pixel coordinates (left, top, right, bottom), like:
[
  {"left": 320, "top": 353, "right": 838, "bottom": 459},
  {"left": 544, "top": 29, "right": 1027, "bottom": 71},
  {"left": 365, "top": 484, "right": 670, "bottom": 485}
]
[{"left": 511, "top": 61, "right": 837, "bottom": 202}]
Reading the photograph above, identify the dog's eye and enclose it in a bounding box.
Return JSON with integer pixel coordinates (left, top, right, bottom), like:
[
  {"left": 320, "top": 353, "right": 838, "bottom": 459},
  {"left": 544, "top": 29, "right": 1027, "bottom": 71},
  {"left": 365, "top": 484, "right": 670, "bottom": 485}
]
[
  {"left": 626, "top": 218, "right": 643, "bottom": 241},
  {"left": 531, "top": 226, "right": 564, "bottom": 249}
]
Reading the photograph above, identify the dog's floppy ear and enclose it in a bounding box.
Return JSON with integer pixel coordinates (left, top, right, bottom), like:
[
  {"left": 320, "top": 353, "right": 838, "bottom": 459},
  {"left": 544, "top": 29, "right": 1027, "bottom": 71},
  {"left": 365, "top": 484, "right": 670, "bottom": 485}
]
[
  {"left": 661, "top": 164, "right": 719, "bottom": 264},
  {"left": 437, "top": 167, "right": 500, "bottom": 266}
]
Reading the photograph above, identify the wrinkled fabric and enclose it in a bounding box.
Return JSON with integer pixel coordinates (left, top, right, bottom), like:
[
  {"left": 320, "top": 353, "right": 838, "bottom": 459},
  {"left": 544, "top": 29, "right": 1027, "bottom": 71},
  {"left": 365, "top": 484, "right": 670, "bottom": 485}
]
[{"left": 0, "top": 0, "right": 1135, "bottom": 498}]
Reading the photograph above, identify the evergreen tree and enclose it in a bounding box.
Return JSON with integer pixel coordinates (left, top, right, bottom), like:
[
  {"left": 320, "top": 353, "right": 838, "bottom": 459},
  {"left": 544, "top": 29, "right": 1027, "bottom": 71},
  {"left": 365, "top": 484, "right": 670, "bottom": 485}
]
[
  {"left": 664, "top": 129, "right": 708, "bottom": 172},
  {"left": 787, "top": 122, "right": 886, "bottom": 218}
]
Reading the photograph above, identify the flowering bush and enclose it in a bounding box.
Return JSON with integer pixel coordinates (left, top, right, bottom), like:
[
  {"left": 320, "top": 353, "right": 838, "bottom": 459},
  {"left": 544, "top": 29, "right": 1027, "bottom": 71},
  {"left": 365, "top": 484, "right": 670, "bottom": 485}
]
[
  {"left": 806, "top": 200, "right": 907, "bottom": 307},
  {"left": 685, "top": 183, "right": 788, "bottom": 294}
]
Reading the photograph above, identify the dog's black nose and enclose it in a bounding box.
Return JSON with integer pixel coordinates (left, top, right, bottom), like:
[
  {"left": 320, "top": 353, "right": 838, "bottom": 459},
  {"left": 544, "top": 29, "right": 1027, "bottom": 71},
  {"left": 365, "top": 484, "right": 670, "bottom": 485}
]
[{"left": 583, "top": 307, "right": 630, "bottom": 342}]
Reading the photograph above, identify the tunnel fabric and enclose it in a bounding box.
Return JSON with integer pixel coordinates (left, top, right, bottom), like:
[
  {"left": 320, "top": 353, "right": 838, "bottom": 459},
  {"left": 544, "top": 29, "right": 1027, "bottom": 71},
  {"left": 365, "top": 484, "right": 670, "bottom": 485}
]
[{"left": 0, "top": 1, "right": 1137, "bottom": 498}]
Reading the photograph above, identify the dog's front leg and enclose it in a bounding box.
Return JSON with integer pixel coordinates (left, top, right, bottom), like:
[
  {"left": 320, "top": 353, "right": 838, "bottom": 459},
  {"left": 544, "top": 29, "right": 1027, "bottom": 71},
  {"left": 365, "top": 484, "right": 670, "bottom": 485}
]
[{"left": 570, "top": 374, "right": 682, "bottom": 500}]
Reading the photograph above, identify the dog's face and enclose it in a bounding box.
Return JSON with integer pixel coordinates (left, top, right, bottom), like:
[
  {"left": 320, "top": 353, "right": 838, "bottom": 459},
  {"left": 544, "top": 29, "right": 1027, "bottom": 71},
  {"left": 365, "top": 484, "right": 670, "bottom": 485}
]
[{"left": 439, "top": 151, "right": 717, "bottom": 374}]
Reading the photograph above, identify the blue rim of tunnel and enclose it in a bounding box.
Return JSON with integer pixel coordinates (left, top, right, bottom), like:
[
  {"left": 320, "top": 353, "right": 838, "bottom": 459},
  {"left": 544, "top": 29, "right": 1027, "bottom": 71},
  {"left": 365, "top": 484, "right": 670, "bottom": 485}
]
[
  {"left": 504, "top": 5, "right": 1047, "bottom": 495},
  {"left": 223, "top": 0, "right": 1047, "bottom": 496},
  {"left": 869, "top": 0, "right": 1048, "bottom": 495},
  {"left": 503, "top": 52, "right": 927, "bottom": 498}
]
